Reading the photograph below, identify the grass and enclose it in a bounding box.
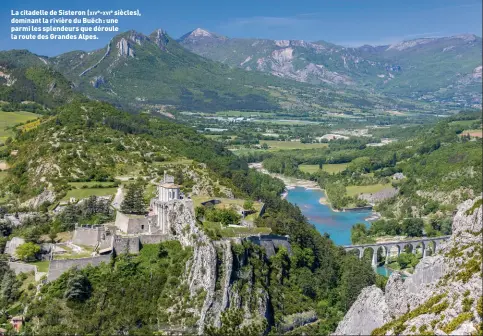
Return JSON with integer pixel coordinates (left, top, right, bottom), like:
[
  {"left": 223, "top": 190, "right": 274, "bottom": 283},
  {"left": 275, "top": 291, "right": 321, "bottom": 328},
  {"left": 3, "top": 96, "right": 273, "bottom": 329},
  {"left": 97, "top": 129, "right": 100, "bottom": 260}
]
[
  {"left": 214, "top": 110, "right": 274, "bottom": 117},
  {"left": 68, "top": 181, "right": 118, "bottom": 188},
  {"left": 203, "top": 221, "right": 271, "bottom": 238},
  {"left": 299, "top": 164, "right": 320, "bottom": 174},
  {"left": 153, "top": 159, "right": 193, "bottom": 166},
  {"left": 0, "top": 111, "right": 40, "bottom": 143},
  {"left": 0, "top": 171, "right": 7, "bottom": 182},
  {"left": 192, "top": 196, "right": 263, "bottom": 222},
  {"left": 40, "top": 231, "right": 73, "bottom": 243},
  {"left": 61, "top": 187, "right": 117, "bottom": 201},
  {"left": 54, "top": 252, "right": 93, "bottom": 260},
  {"left": 236, "top": 140, "right": 329, "bottom": 152},
  {"left": 346, "top": 183, "right": 393, "bottom": 197},
  {"left": 257, "top": 119, "right": 321, "bottom": 125},
  {"left": 28, "top": 260, "right": 50, "bottom": 273},
  {"left": 262, "top": 140, "right": 328, "bottom": 150},
  {"left": 449, "top": 120, "right": 478, "bottom": 127},
  {"left": 322, "top": 163, "right": 349, "bottom": 174}
]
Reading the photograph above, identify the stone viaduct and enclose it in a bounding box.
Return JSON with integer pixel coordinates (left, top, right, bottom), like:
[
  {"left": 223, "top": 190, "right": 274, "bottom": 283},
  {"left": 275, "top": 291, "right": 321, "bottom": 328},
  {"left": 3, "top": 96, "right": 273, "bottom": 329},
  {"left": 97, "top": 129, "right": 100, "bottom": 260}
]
[{"left": 343, "top": 236, "right": 450, "bottom": 268}]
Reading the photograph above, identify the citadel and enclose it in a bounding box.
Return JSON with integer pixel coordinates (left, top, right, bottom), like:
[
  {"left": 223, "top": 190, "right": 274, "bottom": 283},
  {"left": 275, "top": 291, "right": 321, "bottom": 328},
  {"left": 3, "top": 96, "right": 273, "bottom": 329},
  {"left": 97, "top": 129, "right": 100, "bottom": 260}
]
[{"left": 4, "top": 173, "right": 290, "bottom": 283}]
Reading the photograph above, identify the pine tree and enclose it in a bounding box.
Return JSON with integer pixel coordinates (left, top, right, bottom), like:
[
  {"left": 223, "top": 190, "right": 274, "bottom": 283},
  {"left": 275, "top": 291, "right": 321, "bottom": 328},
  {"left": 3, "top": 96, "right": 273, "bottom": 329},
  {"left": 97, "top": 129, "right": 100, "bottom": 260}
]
[
  {"left": 0, "top": 270, "right": 20, "bottom": 305},
  {"left": 120, "top": 183, "right": 146, "bottom": 215},
  {"left": 64, "top": 270, "right": 92, "bottom": 302}
]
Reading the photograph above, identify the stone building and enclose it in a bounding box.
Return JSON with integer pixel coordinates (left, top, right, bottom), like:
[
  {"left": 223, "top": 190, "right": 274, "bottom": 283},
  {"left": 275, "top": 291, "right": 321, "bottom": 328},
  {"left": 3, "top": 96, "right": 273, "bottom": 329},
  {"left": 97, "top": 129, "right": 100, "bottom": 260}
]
[
  {"left": 151, "top": 173, "right": 182, "bottom": 234},
  {"left": 115, "top": 173, "right": 181, "bottom": 235}
]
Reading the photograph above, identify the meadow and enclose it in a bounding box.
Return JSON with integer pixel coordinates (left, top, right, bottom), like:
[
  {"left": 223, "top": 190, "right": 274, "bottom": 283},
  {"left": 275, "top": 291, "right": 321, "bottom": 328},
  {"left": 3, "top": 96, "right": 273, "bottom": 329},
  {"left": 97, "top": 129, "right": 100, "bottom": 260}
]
[
  {"left": 299, "top": 163, "right": 349, "bottom": 174},
  {"left": 260, "top": 140, "right": 328, "bottom": 151},
  {"left": 0, "top": 111, "right": 40, "bottom": 143},
  {"left": 61, "top": 187, "right": 118, "bottom": 201},
  {"left": 346, "top": 183, "right": 393, "bottom": 197},
  {"left": 68, "top": 181, "right": 118, "bottom": 188},
  {"left": 192, "top": 196, "right": 264, "bottom": 222}
]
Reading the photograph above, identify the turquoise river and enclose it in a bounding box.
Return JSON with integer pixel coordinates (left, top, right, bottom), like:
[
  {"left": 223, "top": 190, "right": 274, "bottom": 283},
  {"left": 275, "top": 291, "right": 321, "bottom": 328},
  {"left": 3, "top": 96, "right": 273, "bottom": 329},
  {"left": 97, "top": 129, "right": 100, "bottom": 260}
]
[{"left": 286, "top": 186, "right": 396, "bottom": 277}]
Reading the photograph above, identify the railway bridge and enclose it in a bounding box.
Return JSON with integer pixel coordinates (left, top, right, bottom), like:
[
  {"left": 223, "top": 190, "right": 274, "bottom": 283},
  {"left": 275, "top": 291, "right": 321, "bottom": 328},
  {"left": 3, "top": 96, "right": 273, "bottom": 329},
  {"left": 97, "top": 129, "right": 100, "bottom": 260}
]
[{"left": 343, "top": 236, "right": 450, "bottom": 268}]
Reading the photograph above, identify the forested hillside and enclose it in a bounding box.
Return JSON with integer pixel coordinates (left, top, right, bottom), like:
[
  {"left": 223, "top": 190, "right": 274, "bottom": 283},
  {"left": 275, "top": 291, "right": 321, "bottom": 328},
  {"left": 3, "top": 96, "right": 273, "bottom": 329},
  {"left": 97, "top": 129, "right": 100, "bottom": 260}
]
[{"left": 0, "top": 50, "right": 80, "bottom": 112}]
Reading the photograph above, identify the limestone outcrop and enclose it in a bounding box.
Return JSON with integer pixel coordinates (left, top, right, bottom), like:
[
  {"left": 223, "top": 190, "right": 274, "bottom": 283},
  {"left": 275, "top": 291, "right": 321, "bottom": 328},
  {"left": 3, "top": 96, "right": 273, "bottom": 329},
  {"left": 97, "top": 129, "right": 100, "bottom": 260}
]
[
  {"left": 20, "top": 189, "right": 56, "bottom": 209},
  {"left": 162, "top": 200, "right": 217, "bottom": 333},
  {"left": 335, "top": 197, "right": 483, "bottom": 335},
  {"left": 334, "top": 286, "right": 391, "bottom": 335}
]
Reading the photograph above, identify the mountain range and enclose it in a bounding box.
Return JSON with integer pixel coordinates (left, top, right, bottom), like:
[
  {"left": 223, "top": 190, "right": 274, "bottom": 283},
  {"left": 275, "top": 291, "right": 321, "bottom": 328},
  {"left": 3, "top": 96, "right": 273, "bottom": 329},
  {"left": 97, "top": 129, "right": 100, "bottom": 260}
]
[
  {"left": 0, "top": 28, "right": 481, "bottom": 114},
  {"left": 179, "top": 29, "right": 482, "bottom": 107}
]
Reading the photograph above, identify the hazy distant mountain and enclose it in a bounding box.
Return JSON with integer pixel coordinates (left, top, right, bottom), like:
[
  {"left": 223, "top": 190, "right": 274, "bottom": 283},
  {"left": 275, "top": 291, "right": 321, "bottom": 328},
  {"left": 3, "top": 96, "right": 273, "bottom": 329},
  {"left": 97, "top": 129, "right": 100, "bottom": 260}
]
[
  {"left": 48, "top": 29, "right": 290, "bottom": 112},
  {"left": 1, "top": 29, "right": 420, "bottom": 114},
  {"left": 179, "top": 30, "right": 482, "bottom": 106}
]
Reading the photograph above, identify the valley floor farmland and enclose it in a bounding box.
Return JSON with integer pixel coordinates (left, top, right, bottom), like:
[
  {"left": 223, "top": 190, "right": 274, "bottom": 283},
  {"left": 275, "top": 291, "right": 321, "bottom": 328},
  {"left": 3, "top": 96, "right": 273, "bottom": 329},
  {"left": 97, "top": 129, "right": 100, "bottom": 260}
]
[
  {"left": 346, "top": 183, "right": 394, "bottom": 197},
  {"left": 0, "top": 111, "right": 40, "bottom": 143}
]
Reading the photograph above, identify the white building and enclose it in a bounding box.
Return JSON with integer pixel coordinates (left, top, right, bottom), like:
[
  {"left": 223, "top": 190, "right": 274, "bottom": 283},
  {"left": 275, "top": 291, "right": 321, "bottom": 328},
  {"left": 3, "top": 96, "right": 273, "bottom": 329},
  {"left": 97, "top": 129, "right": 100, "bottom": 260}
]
[{"left": 152, "top": 173, "right": 181, "bottom": 234}]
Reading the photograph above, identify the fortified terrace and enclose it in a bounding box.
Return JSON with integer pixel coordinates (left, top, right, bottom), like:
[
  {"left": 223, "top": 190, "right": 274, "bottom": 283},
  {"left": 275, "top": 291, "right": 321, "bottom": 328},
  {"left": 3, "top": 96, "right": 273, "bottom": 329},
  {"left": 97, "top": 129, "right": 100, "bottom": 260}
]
[{"left": 19, "top": 173, "right": 290, "bottom": 282}]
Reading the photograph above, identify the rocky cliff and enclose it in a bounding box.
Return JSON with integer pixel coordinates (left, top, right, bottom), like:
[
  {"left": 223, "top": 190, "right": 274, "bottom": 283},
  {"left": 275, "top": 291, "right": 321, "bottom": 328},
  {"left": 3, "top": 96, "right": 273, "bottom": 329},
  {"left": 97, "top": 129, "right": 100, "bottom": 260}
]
[
  {"left": 165, "top": 200, "right": 273, "bottom": 334},
  {"left": 335, "top": 197, "right": 482, "bottom": 335}
]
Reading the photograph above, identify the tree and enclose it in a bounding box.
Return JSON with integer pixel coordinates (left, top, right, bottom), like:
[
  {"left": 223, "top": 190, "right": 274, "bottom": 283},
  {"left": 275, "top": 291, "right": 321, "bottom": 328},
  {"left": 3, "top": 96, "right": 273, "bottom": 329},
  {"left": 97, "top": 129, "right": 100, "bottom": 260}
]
[
  {"left": 397, "top": 252, "right": 419, "bottom": 269},
  {"left": 0, "top": 269, "right": 20, "bottom": 306},
  {"left": 120, "top": 183, "right": 146, "bottom": 215},
  {"left": 351, "top": 223, "right": 375, "bottom": 244},
  {"left": 16, "top": 242, "right": 40, "bottom": 261},
  {"left": 48, "top": 228, "right": 58, "bottom": 243},
  {"left": 64, "top": 270, "right": 92, "bottom": 302},
  {"left": 243, "top": 200, "right": 254, "bottom": 211},
  {"left": 402, "top": 218, "right": 424, "bottom": 237},
  {"left": 206, "top": 309, "right": 266, "bottom": 336},
  {"left": 339, "top": 254, "right": 376, "bottom": 311}
]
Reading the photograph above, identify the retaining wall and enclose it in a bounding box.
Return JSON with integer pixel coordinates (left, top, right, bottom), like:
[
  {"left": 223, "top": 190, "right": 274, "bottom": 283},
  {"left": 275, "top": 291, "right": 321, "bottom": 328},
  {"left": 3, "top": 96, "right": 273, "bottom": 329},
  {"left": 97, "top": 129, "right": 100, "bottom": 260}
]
[
  {"left": 244, "top": 234, "right": 292, "bottom": 257},
  {"left": 8, "top": 261, "right": 37, "bottom": 275},
  {"left": 72, "top": 226, "right": 105, "bottom": 246},
  {"left": 47, "top": 254, "right": 112, "bottom": 282},
  {"left": 113, "top": 236, "right": 140, "bottom": 254},
  {"left": 139, "top": 234, "right": 169, "bottom": 245}
]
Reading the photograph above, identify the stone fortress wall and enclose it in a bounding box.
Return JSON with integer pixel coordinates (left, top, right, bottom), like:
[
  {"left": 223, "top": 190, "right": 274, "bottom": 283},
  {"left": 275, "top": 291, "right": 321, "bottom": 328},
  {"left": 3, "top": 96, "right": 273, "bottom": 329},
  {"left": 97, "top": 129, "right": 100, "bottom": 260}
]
[
  {"left": 8, "top": 261, "right": 37, "bottom": 275},
  {"left": 47, "top": 254, "right": 112, "bottom": 282},
  {"left": 244, "top": 234, "right": 292, "bottom": 257},
  {"left": 72, "top": 225, "right": 106, "bottom": 246},
  {"left": 114, "top": 211, "right": 153, "bottom": 234},
  {"left": 113, "top": 236, "right": 140, "bottom": 254}
]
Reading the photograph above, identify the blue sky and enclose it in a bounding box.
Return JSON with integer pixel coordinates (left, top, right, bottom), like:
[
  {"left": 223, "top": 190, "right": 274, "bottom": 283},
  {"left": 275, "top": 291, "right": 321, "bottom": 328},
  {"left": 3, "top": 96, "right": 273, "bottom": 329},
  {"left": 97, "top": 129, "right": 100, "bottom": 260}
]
[{"left": 1, "top": 0, "right": 482, "bottom": 56}]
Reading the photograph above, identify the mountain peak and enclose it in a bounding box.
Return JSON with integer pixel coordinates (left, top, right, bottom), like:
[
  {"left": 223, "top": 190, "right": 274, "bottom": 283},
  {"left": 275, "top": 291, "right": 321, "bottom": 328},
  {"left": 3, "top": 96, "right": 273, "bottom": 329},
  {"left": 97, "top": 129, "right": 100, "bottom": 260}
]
[
  {"left": 191, "top": 28, "right": 213, "bottom": 37},
  {"left": 150, "top": 28, "right": 171, "bottom": 49},
  {"left": 178, "top": 28, "right": 227, "bottom": 42}
]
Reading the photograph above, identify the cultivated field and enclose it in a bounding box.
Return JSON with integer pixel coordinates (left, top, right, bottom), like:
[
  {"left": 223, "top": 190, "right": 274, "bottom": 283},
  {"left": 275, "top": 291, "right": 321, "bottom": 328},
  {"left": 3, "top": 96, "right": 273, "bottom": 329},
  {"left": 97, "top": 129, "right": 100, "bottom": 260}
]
[
  {"left": 461, "top": 129, "right": 483, "bottom": 138},
  {"left": 346, "top": 183, "right": 393, "bottom": 197},
  {"left": 323, "top": 163, "right": 349, "bottom": 174},
  {"left": 0, "top": 111, "right": 40, "bottom": 143},
  {"left": 299, "top": 163, "right": 349, "bottom": 174},
  {"left": 260, "top": 140, "right": 328, "bottom": 151},
  {"left": 299, "top": 164, "right": 320, "bottom": 174}
]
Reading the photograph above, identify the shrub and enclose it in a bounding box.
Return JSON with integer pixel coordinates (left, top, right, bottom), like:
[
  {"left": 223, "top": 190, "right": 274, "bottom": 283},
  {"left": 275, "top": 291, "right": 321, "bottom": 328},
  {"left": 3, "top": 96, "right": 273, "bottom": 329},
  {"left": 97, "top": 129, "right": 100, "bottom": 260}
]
[{"left": 441, "top": 312, "right": 473, "bottom": 334}]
